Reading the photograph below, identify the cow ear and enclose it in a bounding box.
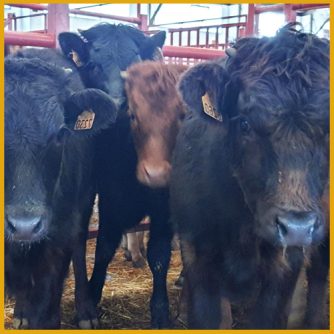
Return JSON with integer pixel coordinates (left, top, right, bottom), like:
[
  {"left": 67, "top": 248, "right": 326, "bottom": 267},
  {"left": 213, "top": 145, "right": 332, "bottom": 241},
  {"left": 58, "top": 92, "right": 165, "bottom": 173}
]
[
  {"left": 140, "top": 31, "right": 166, "bottom": 60},
  {"left": 58, "top": 32, "right": 89, "bottom": 68},
  {"left": 178, "top": 62, "right": 231, "bottom": 123},
  {"left": 63, "top": 88, "right": 117, "bottom": 136}
]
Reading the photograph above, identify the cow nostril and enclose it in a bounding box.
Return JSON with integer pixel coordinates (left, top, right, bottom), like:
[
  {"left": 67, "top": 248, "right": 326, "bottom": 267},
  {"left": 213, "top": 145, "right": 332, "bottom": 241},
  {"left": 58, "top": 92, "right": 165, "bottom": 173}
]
[
  {"left": 7, "top": 219, "right": 16, "bottom": 234},
  {"left": 32, "top": 219, "right": 43, "bottom": 234},
  {"left": 276, "top": 217, "right": 288, "bottom": 236}
]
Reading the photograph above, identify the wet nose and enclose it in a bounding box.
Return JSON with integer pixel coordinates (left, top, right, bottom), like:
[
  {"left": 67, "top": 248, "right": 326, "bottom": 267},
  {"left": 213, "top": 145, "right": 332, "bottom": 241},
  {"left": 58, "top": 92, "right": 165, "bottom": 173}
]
[
  {"left": 6, "top": 215, "right": 44, "bottom": 242},
  {"left": 140, "top": 163, "right": 171, "bottom": 188},
  {"left": 276, "top": 211, "right": 318, "bottom": 246}
]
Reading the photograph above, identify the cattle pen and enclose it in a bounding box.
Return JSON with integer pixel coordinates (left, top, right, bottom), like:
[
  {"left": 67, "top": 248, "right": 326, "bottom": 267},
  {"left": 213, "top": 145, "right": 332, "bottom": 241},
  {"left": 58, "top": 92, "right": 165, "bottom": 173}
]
[{"left": 4, "top": 3, "right": 330, "bottom": 330}]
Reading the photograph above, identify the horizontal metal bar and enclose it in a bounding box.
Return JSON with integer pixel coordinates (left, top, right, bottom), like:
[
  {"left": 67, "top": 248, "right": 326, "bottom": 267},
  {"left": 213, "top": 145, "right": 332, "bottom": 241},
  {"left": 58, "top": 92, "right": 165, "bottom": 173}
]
[
  {"left": 8, "top": 4, "right": 141, "bottom": 25},
  {"left": 4, "top": 31, "right": 55, "bottom": 48},
  {"left": 7, "top": 4, "right": 47, "bottom": 11},
  {"left": 69, "top": 9, "right": 141, "bottom": 24},
  {"left": 292, "top": 4, "right": 329, "bottom": 11},
  {"left": 4, "top": 32, "right": 225, "bottom": 61},
  {"left": 163, "top": 45, "right": 225, "bottom": 60},
  {"left": 255, "top": 4, "right": 328, "bottom": 14},
  {"left": 168, "top": 22, "right": 246, "bottom": 33}
]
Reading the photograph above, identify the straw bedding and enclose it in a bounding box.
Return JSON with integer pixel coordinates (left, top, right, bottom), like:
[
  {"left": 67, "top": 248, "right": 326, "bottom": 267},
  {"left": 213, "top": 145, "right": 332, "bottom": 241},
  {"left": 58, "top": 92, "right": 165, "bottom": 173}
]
[{"left": 5, "top": 229, "right": 186, "bottom": 329}]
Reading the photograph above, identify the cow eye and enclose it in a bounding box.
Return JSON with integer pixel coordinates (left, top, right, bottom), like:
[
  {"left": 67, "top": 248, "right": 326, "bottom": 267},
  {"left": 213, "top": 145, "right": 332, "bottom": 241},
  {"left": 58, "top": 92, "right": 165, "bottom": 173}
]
[
  {"left": 129, "top": 113, "right": 136, "bottom": 122},
  {"left": 240, "top": 118, "right": 251, "bottom": 134}
]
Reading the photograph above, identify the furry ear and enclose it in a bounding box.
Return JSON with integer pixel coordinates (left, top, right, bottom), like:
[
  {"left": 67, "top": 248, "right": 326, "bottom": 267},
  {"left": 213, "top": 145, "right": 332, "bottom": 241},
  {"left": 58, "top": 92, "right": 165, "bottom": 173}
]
[
  {"left": 140, "top": 31, "right": 166, "bottom": 60},
  {"left": 178, "top": 62, "right": 230, "bottom": 122},
  {"left": 58, "top": 32, "right": 89, "bottom": 67},
  {"left": 63, "top": 88, "right": 117, "bottom": 136}
]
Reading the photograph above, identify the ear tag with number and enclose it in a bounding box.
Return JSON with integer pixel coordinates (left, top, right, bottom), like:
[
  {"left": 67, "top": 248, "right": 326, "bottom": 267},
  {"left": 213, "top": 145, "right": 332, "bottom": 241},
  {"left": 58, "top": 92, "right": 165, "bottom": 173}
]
[
  {"left": 74, "top": 109, "right": 95, "bottom": 130},
  {"left": 201, "top": 92, "right": 223, "bottom": 122},
  {"left": 70, "top": 50, "right": 82, "bottom": 67}
]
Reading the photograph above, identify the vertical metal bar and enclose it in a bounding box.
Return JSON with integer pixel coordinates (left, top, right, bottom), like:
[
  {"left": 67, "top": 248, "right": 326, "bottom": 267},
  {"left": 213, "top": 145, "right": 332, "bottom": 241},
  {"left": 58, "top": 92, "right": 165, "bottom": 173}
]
[
  {"left": 215, "top": 27, "right": 219, "bottom": 48},
  {"left": 255, "top": 12, "right": 259, "bottom": 36},
  {"left": 6, "top": 13, "right": 13, "bottom": 31},
  {"left": 43, "top": 14, "right": 47, "bottom": 33},
  {"left": 196, "top": 28, "right": 200, "bottom": 47},
  {"left": 225, "top": 27, "right": 229, "bottom": 48},
  {"left": 246, "top": 4, "right": 255, "bottom": 36},
  {"left": 188, "top": 30, "right": 191, "bottom": 46},
  {"left": 206, "top": 28, "right": 209, "bottom": 47},
  {"left": 137, "top": 4, "right": 141, "bottom": 19},
  {"left": 284, "top": 4, "right": 296, "bottom": 22},
  {"left": 310, "top": 13, "right": 314, "bottom": 33},
  {"left": 47, "top": 4, "right": 69, "bottom": 48},
  {"left": 139, "top": 14, "right": 148, "bottom": 31},
  {"left": 170, "top": 31, "right": 174, "bottom": 46},
  {"left": 179, "top": 31, "right": 181, "bottom": 46}
]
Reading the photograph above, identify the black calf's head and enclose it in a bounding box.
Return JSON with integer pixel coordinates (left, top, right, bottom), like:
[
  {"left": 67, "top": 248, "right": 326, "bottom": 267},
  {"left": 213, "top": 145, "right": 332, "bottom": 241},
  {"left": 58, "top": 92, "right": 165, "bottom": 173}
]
[
  {"left": 5, "top": 57, "right": 117, "bottom": 243},
  {"left": 179, "top": 25, "right": 329, "bottom": 248},
  {"left": 228, "top": 25, "right": 329, "bottom": 247},
  {"left": 59, "top": 23, "right": 166, "bottom": 111}
]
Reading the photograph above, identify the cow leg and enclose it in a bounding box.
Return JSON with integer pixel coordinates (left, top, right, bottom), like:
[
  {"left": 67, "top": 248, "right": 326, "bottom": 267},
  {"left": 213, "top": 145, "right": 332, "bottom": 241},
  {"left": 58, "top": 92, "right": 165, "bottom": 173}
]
[
  {"left": 304, "top": 240, "right": 329, "bottom": 328},
  {"left": 89, "top": 196, "right": 123, "bottom": 306},
  {"left": 250, "top": 247, "right": 304, "bottom": 329},
  {"left": 146, "top": 214, "right": 173, "bottom": 328},
  {"left": 26, "top": 250, "right": 71, "bottom": 329},
  {"left": 121, "top": 234, "right": 132, "bottom": 261},
  {"left": 71, "top": 195, "right": 99, "bottom": 329},
  {"left": 73, "top": 236, "right": 99, "bottom": 329},
  {"left": 128, "top": 231, "right": 146, "bottom": 268},
  {"left": 13, "top": 292, "right": 29, "bottom": 329},
  {"left": 137, "top": 231, "right": 146, "bottom": 258},
  {"left": 185, "top": 263, "right": 222, "bottom": 328}
]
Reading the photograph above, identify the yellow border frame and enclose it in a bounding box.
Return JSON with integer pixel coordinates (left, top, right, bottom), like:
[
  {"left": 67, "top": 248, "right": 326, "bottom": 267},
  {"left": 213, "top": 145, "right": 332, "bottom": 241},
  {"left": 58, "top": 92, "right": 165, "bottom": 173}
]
[{"left": 1, "top": 1, "right": 332, "bottom": 333}]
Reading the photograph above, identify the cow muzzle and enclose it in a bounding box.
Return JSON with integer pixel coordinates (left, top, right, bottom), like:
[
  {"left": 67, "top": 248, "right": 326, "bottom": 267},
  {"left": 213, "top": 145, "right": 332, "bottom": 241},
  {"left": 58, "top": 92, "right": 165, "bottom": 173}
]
[
  {"left": 5, "top": 206, "right": 48, "bottom": 243},
  {"left": 275, "top": 210, "right": 320, "bottom": 246},
  {"left": 137, "top": 161, "right": 172, "bottom": 188}
]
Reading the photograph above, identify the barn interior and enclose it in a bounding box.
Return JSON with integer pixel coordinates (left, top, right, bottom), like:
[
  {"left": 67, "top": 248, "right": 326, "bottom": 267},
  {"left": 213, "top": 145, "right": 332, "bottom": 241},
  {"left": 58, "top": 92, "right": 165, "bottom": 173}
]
[{"left": 4, "top": 3, "right": 330, "bottom": 330}]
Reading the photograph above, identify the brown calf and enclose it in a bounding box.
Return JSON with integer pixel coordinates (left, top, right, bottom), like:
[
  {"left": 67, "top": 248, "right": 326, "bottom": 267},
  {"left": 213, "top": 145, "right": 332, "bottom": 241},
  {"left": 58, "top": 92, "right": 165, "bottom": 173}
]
[{"left": 123, "top": 61, "right": 188, "bottom": 188}]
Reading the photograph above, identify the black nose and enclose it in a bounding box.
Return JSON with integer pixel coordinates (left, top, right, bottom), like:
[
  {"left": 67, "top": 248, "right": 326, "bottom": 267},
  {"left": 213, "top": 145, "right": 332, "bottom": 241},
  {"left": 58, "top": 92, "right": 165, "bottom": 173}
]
[
  {"left": 6, "top": 215, "right": 44, "bottom": 242},
  {"left": 276, "top": 211, "right": 318, "bottom": 246}
]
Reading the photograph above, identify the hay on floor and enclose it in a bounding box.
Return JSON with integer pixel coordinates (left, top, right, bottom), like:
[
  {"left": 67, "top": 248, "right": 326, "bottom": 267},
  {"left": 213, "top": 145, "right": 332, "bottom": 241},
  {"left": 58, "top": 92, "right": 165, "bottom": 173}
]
[{"left": 5, "top": 236, "right": 185, "bottom": 329}]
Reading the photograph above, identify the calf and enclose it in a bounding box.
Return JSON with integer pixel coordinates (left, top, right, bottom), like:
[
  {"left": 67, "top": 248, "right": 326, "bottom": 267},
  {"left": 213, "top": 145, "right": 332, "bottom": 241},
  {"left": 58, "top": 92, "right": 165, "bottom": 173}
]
[
  {"left": 59, "top": 23, "right": 166, "bottom": 111},
  {"left": 170, "top": 24, "right": 329, "bottom": 329},
  {"left": 5, "top": 53, "right": 117, "bottom": 328},
  {"left": 122, "top": 60, "right": 188, "bottom": 284},
  {"left": 58, "top": 24, "right": 177, "bottom": 328},
  {"left": 86, "top": 61, "right": 187, "bottom": 328},
  {"left": 123, "top": 61, "right": 188, "bottom": 188}
]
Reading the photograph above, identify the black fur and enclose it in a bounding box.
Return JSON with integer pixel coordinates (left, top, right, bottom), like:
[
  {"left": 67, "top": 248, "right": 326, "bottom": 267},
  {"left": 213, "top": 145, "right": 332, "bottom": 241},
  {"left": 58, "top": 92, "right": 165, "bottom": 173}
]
[
  {"left": 60, "top": 23, "right": 173, "bottom": 328},
  {"left": 5, "top": 52, "right": 117, "bottom": 328},
  {"left": 171, "top": 24, "right": 329, "bottom": 329}
]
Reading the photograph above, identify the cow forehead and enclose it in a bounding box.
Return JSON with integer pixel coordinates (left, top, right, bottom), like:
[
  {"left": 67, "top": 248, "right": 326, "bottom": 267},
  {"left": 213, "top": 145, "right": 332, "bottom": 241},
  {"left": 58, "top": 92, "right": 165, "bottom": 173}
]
[
  {"left": 5, "top": 93, "right": 63, "bottom": 149},
  {"left": 89, "top": 37, "right": 140, "bottom": 69},
  {"left": 237, "top": 79, "right": 328, "bottom": 135}
]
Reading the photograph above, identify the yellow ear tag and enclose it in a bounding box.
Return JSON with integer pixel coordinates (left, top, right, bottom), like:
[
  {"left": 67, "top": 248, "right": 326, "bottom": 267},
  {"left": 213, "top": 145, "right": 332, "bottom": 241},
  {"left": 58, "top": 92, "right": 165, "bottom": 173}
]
[
  {"left": 70, "top": 50, "right": 82, "bottom": 67},
  {"left": 201, "top": 92, "right": 223, "bottom": 122},
  {"left": 74, "top": 109, "right": 95, "bottom": 130}
]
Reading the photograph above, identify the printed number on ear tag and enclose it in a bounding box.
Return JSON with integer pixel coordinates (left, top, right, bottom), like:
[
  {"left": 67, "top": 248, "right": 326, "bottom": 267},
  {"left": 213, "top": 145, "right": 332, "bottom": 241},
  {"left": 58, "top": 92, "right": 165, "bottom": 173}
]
[
  {"left": 74, "top": 109, "right": 95, "bottom": 130},
  {"left": 201, "top": 92, "right": 223, "bottom": 122}
]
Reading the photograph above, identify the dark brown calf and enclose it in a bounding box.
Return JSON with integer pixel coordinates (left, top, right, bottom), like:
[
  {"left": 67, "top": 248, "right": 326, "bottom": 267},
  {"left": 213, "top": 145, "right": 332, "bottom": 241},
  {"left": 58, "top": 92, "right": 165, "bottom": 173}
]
[
  {"left": 171, "top": 24, "right": 329, "bottom": 329},
  {"left": 123, "top": 61, "right": 188, "bottom": 188}
]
